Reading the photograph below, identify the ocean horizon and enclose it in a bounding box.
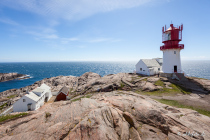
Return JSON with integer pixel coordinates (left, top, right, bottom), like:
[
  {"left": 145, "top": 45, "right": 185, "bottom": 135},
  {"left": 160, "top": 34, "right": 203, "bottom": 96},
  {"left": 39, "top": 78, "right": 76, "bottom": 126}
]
[{"left": 0, "top": 60, "right": 210, "bottom": 93}]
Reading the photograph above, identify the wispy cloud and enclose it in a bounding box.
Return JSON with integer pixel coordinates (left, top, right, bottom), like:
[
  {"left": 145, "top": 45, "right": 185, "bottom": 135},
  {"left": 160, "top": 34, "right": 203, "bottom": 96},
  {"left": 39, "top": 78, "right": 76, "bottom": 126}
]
[
  {"left": 0, "top": 18, "right": 19, "bottom": 25},
  {"left": 0, "top": 0, "right": 152, "bottom": 20},
  {"left": 87, "top": 38, "right": 121, "bottom": 43}
]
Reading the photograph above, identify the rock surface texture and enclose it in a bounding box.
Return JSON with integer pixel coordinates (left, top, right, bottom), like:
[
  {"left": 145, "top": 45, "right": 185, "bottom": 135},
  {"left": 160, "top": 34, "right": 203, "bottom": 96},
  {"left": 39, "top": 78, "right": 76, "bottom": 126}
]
[
  {"left": 0, "top": 91, "right": 209, "bottom": 140},
  {"left": 0, "top": 72, "right": 210, "bottom": 113},
  {"left": 0, "top": 73, "right": 25, "bottom": 82}
]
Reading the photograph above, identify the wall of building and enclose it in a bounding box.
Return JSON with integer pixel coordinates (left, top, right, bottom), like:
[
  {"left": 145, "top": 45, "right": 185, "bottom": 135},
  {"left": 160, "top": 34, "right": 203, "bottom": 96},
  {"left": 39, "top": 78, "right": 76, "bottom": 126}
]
[
  {"left": 13, "top": 96, "right": 36, "bottom": 112},
  {"left": 56, "top": 92, "right": 67, "bottom": 101},
  {"left": 136, "top": 60, "right": 150, "bottom": 75},
  {"left": 162, "top": 49, "right": 182, "bottom": 73},
  {"left": 136, "top": 60, "right": 161, "bottom": 76}
]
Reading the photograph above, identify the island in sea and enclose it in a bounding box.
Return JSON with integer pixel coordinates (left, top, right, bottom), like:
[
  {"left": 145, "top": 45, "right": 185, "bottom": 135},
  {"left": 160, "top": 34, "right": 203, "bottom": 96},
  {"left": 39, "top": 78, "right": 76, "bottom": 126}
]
[
  {"left": 0, "top": 72, "right": 209, "bottom": 139},
  {"left": 0, "top": 73, "right": 30, "bottom": 82}
]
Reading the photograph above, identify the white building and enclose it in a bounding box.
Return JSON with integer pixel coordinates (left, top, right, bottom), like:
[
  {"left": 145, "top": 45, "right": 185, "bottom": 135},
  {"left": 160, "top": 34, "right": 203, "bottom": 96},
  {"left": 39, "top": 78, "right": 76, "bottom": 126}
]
[
  {"left": 13, "top": 83, "right": 52, "bottom": 112},
  {"left": 135, "top": 58, "right": 162, "bottom": 76},
  {"left": 162, "top": 49, "right": 182, "bottom": 73}
]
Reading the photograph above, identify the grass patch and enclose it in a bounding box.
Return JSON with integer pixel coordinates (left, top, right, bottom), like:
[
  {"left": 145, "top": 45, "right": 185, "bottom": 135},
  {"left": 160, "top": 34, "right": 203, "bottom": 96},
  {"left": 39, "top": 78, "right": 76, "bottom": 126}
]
[
  {"left": 170, "top": 84, "right": 191, "bottom": 94},
  {"left": 69, "top": 88, "right": 74, "bottom": 94},
  {"left": 154, "top": 80, "right": 165, "bottom": 87},
  {"left": 142, "top": 78, "right": 147, "bottom": 81},
  {"left": 155, "top": 99, "right": 210, "bottom": 117},
  {"left": 0, "top": 103, "right": 8, "bottom": 110},
  {"left": 7, "top": 94, "right": 17, "bottom": 99},
  {"left": 135, "top": 82, "right": 191, "bottom": 96},
  {"left": 45, "top": 112, "right": 51, "bottom": 118},
  {"left": 0, "top": 113, "right": 28, "bottom": 123},
  {"left": 119, "top": 82, "right": 125, "bottom": 89},
  {"left": 71, "top": 94, "right": 92, "bottom": 102},
  {"left": 116, "top": 91, "right": 127, "bottom": 95}
]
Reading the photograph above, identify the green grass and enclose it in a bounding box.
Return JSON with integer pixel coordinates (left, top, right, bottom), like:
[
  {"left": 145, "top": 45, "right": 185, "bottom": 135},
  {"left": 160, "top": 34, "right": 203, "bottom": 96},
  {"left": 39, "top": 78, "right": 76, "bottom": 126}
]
[
  {"left": 142, "top": 78, "right": 147, "bottom": 81},
  {"left": 45, "top": 112, "right": 51, "bottom": 118},
  {"left": 155, "top": 99, "right": 210, "bottom": 117},
  {"left": 0, "top": 113, "right": 29, "bottom": 123},
  {"left": 0, "top": 103, "right": 8, "bottom": 110},
  {"left": 120, "top": 82, "right": 125, "bottom": 89},
  {"left": 154, "top": 80, "right": 165, "bottom": 87},
  {"left": 71, "top": 94, "right": 92, "bottom": 102},
  {"left": 7, "top": 94, "right": 17, "bottom": 99},
  {"left": 135, "top": 83, "right": 191, "bottom": 96}
]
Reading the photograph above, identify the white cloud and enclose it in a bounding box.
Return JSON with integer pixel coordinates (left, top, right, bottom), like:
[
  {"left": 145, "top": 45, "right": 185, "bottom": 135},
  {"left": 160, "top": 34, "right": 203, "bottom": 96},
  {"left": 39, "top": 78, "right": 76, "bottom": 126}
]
[
  {"left": 0, "top": 0, "right": 153, "bottom": 20},
  {"left": 0, "top": 18, "right": 19, "bottom": 25},
  {"left": 87, "top": 38, "right": 121, "bottom": 43}
]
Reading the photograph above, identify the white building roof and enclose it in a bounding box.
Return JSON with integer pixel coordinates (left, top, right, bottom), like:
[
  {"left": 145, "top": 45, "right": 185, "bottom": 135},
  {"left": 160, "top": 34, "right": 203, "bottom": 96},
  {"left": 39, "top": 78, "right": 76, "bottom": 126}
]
[
  {"left": 153, "top": 58, "right": 163, "bottom": 66},
  {"left": 142, "top": 59, "right": 161, "bottom": 68},
  {"left": 25, "top": 92, "right": 40, "bottom": 102},
  {"left": 25, "top": 83, "right": 51, "bottom": 102},
  {"left": 40, "top": 83, "right": 51, "bottom": 90},
  {"left": 32, "top": 87, "right": 44, "bottom": 93}
]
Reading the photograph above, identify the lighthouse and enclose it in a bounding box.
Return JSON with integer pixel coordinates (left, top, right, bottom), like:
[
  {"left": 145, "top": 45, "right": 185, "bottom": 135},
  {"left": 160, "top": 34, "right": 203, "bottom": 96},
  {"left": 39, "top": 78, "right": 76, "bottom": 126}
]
[{"left": 160, "top": 24, "right": 184, "bottom": 76}]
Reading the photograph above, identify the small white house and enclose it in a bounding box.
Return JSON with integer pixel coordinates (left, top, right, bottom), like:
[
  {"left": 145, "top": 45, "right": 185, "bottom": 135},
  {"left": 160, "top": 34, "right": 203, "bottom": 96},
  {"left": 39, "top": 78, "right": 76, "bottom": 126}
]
[
  {"left": 13, "top": 83, "right": 52, "bottom": 112},
  {"left": 135, "top": 58, "right": 162, "bottom": 76}
]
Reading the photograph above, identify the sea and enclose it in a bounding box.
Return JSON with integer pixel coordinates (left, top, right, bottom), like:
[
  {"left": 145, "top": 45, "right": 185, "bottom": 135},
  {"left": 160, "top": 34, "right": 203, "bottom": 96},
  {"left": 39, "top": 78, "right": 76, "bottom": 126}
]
[{"left": 0, "top": 60, "right": 210, "bottom": 93}]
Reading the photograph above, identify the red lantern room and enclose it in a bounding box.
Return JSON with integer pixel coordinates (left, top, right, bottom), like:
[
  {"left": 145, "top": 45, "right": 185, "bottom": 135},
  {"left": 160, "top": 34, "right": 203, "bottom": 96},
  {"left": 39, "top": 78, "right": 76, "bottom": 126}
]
[{"left": 160, "top": 24, "right": 184, "bottom": 50}]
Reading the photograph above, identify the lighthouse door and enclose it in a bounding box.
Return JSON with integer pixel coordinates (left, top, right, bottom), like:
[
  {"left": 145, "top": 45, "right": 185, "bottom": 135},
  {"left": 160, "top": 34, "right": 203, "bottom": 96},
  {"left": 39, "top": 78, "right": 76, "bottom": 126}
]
[{"left": 174, "top": 66, "right": 177, "bottom": 73}]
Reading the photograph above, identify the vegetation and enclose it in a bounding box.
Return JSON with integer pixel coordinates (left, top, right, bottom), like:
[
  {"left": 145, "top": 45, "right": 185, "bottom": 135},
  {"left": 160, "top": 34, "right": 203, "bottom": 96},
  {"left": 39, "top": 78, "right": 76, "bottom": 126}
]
[
  {"left": 7, "top": 94, "right": 17, "bottom": 99},
  {"left": 71, "top": 94, "right": 92, "bottom": 102},
  {"left": 142, "top": 78, "right": 147, "bottom": 81},
  {"left": 0, "top": 103, "right": 8, "bottom": 110},
  {"left": 135, "top": 82, "right": 191, "bottom": 96},
  {"left": 120, "top": 82, "right": 125, "bottom": 89},
  {"left": 155, "top": 99, "right": 210, "bottom": 117},
  {"left": 45, "top": 112, "right": 51, "bottom": 118},
  {"left": 154, "top": 80, "right": 165, "bottom": 87},
  {"left": 0, "top": 113, "right": 28, "bottom": 123},
  {"left": 69, "top": 88, "right": 74, "bottom": 94}
]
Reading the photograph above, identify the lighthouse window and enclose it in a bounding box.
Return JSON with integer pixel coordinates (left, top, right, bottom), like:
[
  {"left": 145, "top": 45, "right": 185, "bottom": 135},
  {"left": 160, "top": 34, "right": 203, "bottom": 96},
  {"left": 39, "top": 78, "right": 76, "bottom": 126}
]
[
  {"left": 23, "top": 99, "right": 25, "bottom": 102},
  {"left": 158, "top": 68, "right": 160, "bottom": 71},
  {"left": 174, "top": 51, "right": 176, "bottom": 54},
  {"left": 140, "top": 68, "right": 142, "bottom": 71}
]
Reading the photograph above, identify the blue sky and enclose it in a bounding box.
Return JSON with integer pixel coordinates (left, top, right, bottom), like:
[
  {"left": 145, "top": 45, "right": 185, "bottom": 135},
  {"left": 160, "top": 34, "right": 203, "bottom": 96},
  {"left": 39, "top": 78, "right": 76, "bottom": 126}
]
[{"left": 0, "top": 0, "right": 209, "bottom": 62}]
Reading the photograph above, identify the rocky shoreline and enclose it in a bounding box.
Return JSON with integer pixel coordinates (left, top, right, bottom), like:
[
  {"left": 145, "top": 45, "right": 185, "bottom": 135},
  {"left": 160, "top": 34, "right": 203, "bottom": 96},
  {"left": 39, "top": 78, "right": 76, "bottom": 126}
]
[
  {"left": 0, "top": 73, "right": 29, "bottom": 82},
  {"left": 0, "top": 72, "right": 210, "bottom": 111},
  {"left": 0, "top": 72, "right": 210, "bottom": 139}
]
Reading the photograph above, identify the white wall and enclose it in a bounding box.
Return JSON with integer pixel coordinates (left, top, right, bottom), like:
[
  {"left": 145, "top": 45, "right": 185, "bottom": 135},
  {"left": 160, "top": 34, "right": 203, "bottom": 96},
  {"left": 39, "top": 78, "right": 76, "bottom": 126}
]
[
  {"left": 135, "top": 60, "right": 150, "bottom": 75},
  {"left": 45, "top": 90, "right": 52, "bottom": 102},
  {"left": 162, "top": 49, "right": 182, "bottom": 73},
  {"left": 13, "top": 96, "right": 36, "bottom": 112}
]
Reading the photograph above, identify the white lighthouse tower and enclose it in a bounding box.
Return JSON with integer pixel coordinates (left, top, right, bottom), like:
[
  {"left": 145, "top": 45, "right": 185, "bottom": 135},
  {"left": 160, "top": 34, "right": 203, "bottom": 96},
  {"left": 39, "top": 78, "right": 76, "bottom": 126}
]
[{"left": 160, "top": 24, "right": 184, "bottom": 77}]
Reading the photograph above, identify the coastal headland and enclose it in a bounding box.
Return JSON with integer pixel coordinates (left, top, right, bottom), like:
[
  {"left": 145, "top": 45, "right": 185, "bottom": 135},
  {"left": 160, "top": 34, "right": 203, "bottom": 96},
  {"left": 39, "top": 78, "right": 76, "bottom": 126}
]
[
  {"left": 0, "top": 73, "right": 29, "bottom": 82},
  {"left": 0, "top": 72, "right": 210, "bottom": 139}
]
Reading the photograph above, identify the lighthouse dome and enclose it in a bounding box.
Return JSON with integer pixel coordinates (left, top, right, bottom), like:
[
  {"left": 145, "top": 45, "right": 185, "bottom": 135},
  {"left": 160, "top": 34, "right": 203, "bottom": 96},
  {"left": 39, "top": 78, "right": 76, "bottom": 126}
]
[{"left": 166, "top": 26, "right": 178, "bottom": 31}]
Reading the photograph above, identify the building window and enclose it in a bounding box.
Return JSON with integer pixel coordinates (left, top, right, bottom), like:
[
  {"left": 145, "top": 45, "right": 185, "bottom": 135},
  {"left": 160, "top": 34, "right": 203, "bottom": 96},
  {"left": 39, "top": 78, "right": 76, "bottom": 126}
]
[
  {"left": 174, "top": 51, "right": 176, "bottom": 54},
  {"left": 140, "top": 68, "right": 142, "bottom": 71},
  {"left": 158, "top": 68, "right": 160, "bottom": 71},
  {"left": 143, "top": 70, "right": 145, "bottom": 71},
  {"left": 23, "top": 99, "right": 25, "bottom": 102}
]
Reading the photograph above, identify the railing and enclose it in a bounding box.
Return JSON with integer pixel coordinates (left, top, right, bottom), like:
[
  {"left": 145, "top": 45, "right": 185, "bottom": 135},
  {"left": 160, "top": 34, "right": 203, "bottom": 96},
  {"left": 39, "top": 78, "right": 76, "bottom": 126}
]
[{"left": 160, "top": 44, "right": 184, "bottom": 50}]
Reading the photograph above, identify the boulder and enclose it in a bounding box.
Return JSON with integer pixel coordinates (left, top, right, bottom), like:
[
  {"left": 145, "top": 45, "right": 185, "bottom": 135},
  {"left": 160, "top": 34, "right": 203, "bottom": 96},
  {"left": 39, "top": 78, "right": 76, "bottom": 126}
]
[{"left": 142, "top": 82, "right": 158, "bottom": 91}]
